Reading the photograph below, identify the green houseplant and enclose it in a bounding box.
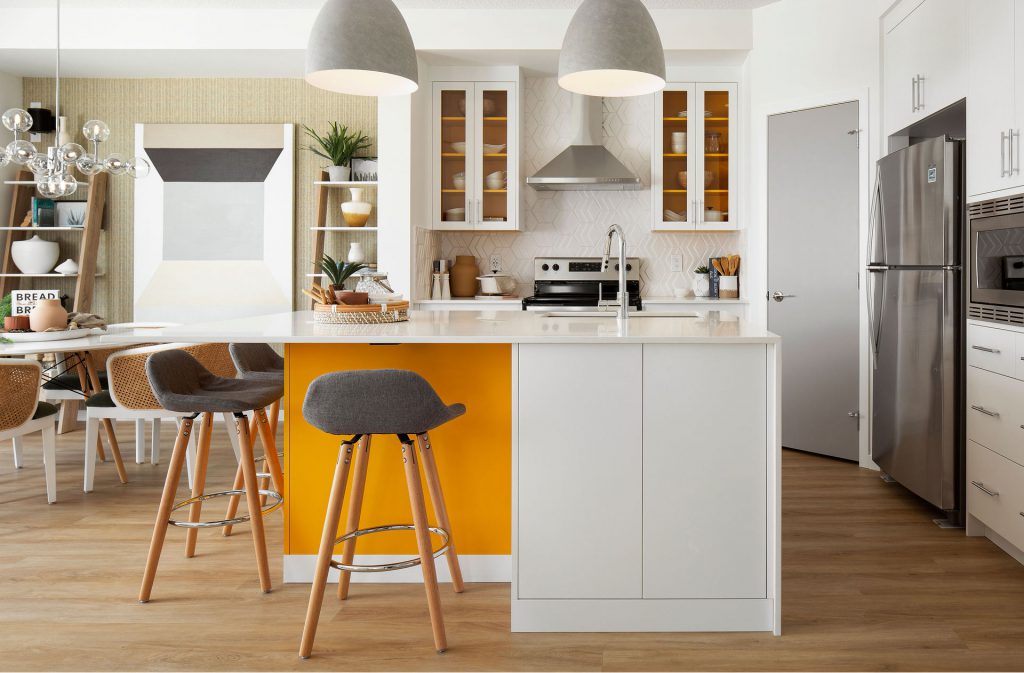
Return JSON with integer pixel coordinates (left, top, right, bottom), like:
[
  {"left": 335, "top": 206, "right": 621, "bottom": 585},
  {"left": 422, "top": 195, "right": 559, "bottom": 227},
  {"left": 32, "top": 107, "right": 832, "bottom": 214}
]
[
  {"left": 303, "top": 122, "right": 372, "bottom": 182},
  {"left": 320, "top": 254, "right": 368, "bottom": 304}
]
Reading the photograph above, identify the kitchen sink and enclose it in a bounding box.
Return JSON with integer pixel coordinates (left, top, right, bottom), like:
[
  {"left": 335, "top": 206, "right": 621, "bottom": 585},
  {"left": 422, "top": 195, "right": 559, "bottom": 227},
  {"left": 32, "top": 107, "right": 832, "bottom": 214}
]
[{"left": 540, "top": 311, "right": 700, "bottom": 318}]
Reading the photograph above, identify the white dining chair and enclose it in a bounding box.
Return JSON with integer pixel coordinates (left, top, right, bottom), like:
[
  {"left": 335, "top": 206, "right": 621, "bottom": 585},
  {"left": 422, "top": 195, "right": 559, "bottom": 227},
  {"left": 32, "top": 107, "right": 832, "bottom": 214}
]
[{"left": 1, "top": 360, "right": 59, "bottom": 503}]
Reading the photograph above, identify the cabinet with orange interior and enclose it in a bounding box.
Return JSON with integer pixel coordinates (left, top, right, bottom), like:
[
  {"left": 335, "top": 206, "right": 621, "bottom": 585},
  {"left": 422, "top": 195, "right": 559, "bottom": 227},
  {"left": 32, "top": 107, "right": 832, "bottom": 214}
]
[
  {"left": 432, "top": 81, "right": 520, "bottom": 231},
  {"left": 652, "top": 82, "right": 738, "bottom": 232}
]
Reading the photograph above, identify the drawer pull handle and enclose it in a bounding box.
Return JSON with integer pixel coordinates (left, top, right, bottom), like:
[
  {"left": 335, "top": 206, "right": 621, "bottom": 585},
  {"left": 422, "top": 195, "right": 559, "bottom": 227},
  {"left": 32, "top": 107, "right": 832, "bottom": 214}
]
[
  {"left": 972, "top": 345, "right": 1001, "bottom": 354},
  {"left": 972, "top": 480, "right": 999, "bottom": 497},
  {"left": 971, "top": 405, "right": 1000, "bottom": 418}
]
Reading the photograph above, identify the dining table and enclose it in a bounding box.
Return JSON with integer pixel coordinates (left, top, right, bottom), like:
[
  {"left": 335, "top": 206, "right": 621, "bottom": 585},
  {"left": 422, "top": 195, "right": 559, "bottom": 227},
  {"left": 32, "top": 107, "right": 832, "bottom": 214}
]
[{"left": 0, "top": 323, "right": 176, "bottom": 483}]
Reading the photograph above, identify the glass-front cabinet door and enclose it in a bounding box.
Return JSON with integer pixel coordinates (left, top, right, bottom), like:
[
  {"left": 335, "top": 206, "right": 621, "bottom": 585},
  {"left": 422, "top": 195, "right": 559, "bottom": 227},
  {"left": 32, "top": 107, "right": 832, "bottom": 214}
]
[
  {"left": 696, "top": 83, "right": 737, "bottom": 230},
  {"left": 434, "top": 83, "right": 473, "bottom": 230},
  {"left": 432, "top": 81, "right": 519, "bottom": 231},
  {"left": 652, "top": 82, "right": 737, "bottom": 231}
]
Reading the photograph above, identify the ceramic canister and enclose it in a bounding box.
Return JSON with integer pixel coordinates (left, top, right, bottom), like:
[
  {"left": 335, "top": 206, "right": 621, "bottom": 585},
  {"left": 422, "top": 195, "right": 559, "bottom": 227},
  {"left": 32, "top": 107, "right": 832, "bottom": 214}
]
[{"left": 450, "top": 255, "right": 479, "bottom": 298}]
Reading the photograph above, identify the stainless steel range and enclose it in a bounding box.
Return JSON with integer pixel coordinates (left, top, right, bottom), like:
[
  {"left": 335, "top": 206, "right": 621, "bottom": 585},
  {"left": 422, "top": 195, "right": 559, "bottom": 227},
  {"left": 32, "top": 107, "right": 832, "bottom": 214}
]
[{"left": 521, "top": 257, "right": 642, "bottom": 311}]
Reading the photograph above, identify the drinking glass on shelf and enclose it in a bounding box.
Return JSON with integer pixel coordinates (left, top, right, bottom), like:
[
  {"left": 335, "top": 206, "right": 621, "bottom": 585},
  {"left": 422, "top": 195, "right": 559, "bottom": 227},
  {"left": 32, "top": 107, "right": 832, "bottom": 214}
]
[{"left": 706, "top": 132, "right": 721, "bottom": 153}]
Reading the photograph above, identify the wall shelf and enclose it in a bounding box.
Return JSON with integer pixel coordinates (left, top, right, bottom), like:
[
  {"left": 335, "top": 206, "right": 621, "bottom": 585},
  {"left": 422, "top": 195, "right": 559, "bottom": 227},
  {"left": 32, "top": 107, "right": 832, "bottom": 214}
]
[
  {"left": 309, "top": 226, "right": 378, "bottom": 232},
  {"left": 0, "top": 272, "right": 104, "bottom": 278},
  {"left": 0, "top": 226, "right": 85, "bottom": 232},
  {"left": 311, "top": 181, "right": 378, "bottom": 188}
]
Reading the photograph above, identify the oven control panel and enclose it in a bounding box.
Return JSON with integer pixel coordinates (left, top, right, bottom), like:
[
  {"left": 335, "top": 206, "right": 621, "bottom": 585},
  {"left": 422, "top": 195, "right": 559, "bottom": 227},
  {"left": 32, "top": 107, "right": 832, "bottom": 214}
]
[{"left": 534, "top": 257, "right": 641, "bottom": 281}]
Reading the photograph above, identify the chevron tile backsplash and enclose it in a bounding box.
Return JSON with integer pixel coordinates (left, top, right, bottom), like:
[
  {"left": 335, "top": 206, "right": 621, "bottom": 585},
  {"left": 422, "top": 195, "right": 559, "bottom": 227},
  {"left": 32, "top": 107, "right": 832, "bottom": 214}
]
[{"left": 438, "top": 77, "right": 744, "bottom": 298}]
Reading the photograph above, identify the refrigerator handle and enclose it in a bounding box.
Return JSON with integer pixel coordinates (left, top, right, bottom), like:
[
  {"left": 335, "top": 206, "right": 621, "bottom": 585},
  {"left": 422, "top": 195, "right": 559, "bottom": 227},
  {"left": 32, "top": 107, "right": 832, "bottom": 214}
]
[
  {"left": 866, "top": 268, "right": 885, "bottom": 370},
  {"left": 867, "top": 164, "right": 884, "bottom": 265}
]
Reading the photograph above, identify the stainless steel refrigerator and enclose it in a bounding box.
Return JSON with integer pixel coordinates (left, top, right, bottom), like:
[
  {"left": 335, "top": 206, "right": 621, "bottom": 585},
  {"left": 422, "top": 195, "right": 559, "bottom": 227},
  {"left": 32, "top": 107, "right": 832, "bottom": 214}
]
[{"left": 868, "top": 136, "right": 963, "bottom": 515}]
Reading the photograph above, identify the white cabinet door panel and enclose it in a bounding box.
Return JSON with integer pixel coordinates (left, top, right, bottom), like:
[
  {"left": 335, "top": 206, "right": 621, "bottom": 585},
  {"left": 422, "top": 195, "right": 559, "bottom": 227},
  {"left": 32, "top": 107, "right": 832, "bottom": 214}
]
[
  {"left": 967, "top": 323, "right": 1016, "bottom": 377},
  {"left": 642, "top": 344, "right": 767, "bottom": 599},
  {"left": 967, "top": 440, "right": 1024, "bottom": 552},
  {"left": 517, "top": 344, "right": 643, "bottom": 599},
  {"left": 966, "top": 366, "right": 1024, "bottom": 468},
  {"left": 967, "top": 0, "right": 1015, "bottom": 198}
]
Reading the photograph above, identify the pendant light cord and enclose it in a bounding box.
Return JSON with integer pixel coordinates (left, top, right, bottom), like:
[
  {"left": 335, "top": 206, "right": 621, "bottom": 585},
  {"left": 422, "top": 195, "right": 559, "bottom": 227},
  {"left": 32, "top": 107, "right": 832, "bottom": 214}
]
[{"left": 55, "top": 0, "right": 60, "bottom": 128}]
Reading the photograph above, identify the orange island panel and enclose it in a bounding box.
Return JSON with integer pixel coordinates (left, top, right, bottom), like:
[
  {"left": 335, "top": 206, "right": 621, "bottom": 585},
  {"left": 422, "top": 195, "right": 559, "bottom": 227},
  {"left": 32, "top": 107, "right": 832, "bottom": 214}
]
[{"left": 284, "top": 343, "right": 512, "bottom": 556}]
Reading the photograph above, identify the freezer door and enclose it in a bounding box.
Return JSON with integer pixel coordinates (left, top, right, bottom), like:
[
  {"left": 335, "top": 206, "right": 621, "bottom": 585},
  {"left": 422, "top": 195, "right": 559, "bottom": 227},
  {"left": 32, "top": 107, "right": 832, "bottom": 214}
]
[
  {"left": 876, "top": 137, "right": 961, "bottom": 266},
  {"left": 870, "top": 268, "right": 960, "bottom": 510}
]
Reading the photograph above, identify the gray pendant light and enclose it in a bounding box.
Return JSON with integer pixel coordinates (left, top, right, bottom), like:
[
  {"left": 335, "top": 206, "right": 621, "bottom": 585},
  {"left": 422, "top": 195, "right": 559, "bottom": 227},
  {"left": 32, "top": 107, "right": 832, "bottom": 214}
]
[
  {"left": 558, "top": 0, "right": 666, "bottom": 97},
  {"left": 306, "top": 0, "right": 419, "bottom": 96}
]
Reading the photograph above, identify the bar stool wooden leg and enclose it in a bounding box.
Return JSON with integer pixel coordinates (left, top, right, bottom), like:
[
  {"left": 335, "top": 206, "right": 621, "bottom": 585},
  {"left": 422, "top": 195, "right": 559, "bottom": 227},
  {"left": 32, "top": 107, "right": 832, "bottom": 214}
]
[
  {"left": 235, "top": 414, "right": 272, "bottom": 593},
  {"left": 401, "top": 437, "right": 448, "bottom": 653},
  {"left": 299, "top": 439, "right": 355, "bottom": 659},
  {"left": 184, "top": 412, "right": 214, "bottom": 558},
  {"left": 268, "top": 398, "right": 280, "bottom": 436},
  {"left": 337, "top": 434, "right": 371, "bottom": 600},
  {"left": 222, "top": 459, "right": 245, "bottom": 537},
  {"left": 139, "top": 416, "right": 194, "bottom": 603},
  {"left": 415, "top": 433, "right": 464, "bottom": 593},
  {"left": 255, "top": 408, "right": 285, "bottom": 495}
]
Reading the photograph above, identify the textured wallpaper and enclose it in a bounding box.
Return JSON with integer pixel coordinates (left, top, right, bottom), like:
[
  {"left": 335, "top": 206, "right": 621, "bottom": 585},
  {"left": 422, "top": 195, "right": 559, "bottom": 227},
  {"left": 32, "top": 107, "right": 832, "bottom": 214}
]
[
  {"left": 438, "top": 77, "right": 743, "bottom": 298},
  {"left": 21, "top": 78, "right": 377, "bottom": 322}
]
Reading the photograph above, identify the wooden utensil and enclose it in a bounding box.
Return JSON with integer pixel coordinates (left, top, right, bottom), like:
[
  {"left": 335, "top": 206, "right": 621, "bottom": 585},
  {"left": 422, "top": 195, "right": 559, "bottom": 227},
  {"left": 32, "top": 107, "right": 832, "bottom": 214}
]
[
  {"left": 302, "top": 289, "right": 324, "bottom": 304},
  {"left": 712, "top": 258, "right": 725, "bottom": 275}
]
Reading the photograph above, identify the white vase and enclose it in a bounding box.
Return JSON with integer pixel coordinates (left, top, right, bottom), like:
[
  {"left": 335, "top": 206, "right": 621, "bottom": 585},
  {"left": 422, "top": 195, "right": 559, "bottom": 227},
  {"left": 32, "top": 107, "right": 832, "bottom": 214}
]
[
  {"left": 347, "top": 241, "right": 365, "bottom": 264},
  {"left": 57, "top": 116, "right": 71, "bottom": 148},
  {"left": 327, "top": 165, "right": 350, "bottom": 182},
  {"left": 341, "top": 187, "right": 373, "bottom": 227},
  {"left": 11, "top": 235, "right": 59, "bottom": 274},
  {"left": 692, "top": 273, "right": 710, "bottom": 298}
]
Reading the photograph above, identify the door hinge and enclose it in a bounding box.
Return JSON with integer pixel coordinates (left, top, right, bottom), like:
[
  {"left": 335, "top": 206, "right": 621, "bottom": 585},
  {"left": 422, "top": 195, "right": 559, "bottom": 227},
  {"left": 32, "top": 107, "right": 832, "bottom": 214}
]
[{"left": 848, "top": 129, "right": 862, "bottom": 147}]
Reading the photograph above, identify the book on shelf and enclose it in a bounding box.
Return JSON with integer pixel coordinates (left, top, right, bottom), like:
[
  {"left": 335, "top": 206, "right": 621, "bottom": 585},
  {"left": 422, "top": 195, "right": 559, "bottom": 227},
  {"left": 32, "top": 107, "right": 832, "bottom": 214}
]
[{"left": 32, "top": 198, "right": 55, "bottom": 227}]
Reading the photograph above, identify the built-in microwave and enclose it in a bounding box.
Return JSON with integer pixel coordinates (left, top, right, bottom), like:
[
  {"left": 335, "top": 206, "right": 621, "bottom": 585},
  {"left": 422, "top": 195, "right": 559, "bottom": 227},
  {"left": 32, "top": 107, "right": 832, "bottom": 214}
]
[{"left": 969, "top": 195, "right": 1024, "bottom": 324}]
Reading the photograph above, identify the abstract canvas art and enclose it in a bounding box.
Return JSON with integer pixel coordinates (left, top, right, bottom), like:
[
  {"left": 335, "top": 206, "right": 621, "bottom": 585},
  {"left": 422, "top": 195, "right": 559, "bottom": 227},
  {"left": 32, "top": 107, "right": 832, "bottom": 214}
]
[{"left": 133, "top": 123, "right": 294, "bottom": 322}]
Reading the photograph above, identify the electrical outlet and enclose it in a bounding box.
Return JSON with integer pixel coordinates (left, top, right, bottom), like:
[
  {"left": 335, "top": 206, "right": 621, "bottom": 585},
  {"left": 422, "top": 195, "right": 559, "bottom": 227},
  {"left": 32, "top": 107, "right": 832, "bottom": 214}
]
[
  {"left": 489, "top": 255, "right": 502, "bottom": 272},
  {"left": 670, "top": 255, "right": 683, "bottom": 272}
]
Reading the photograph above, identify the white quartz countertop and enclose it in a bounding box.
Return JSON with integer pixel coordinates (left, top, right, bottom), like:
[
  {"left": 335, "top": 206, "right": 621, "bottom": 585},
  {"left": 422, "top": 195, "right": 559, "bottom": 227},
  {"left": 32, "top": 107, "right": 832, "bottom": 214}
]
[{"left": 99, "top": 309, "right": 779, "bottom": 345}]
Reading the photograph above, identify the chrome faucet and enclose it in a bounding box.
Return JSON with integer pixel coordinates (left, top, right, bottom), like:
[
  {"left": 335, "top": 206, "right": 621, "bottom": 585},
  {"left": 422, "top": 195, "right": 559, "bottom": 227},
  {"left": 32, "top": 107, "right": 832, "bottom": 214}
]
[{"left": 600, "top": 223, "right": 629, "bottom": 322}]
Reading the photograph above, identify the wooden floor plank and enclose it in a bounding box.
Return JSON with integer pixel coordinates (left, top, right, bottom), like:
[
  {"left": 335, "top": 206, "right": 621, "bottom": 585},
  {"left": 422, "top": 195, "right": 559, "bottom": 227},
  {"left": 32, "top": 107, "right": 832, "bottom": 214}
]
[{"left": 1, "top": 427, "right": 1024, "bottom": 670}]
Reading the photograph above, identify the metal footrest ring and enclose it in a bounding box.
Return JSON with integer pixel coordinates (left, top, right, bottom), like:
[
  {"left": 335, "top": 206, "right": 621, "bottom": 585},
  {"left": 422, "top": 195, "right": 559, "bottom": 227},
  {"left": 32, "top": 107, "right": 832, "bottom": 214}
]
[
  {"left": 329, "top": 524, "right": 450, "bottom": 573},
  {"left": 168, "top": 489, "right": 284, "bottom": 529},
  {"left": 252, "top": 451, "right": 284, "bottom": 480}
]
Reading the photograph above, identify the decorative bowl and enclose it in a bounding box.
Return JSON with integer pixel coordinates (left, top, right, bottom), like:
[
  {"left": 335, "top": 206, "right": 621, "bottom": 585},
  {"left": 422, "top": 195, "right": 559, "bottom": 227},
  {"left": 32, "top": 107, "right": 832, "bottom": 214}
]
[
  {"left": 450, "top": 141, "right": 466, "bottom": 154},
  {"left": 11, "top": 235, "right": 59, "bottom": 275}
]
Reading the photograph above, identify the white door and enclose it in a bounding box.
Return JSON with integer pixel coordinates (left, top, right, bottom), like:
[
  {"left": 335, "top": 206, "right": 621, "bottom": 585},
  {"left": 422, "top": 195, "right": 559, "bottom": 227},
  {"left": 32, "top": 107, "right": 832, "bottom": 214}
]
[
  {"left": 767, "top": 102, "right": 860, "bottom": 461},
  {"left": 967, "top": 0, "right": 1015, "bottom": 198},
  {"left": 642, "top": 343, "right": 767, "bottom": 599},
  {"left": 516, "top": 344, "right": 643, "bottom": 599}
]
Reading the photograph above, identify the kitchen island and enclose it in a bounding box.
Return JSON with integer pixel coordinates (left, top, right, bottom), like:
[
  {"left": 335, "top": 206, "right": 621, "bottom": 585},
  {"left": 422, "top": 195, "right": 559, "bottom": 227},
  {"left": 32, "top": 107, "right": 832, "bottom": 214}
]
[{"left": 103, "top": 309, "right": 781, "bottom": 635}]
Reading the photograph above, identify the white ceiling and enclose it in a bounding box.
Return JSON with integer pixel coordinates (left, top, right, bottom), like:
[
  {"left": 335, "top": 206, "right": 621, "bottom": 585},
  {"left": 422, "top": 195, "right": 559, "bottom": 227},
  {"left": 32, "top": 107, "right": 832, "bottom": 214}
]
[{"left": 0, "top": 0, "right": 778, "bottom": 7}]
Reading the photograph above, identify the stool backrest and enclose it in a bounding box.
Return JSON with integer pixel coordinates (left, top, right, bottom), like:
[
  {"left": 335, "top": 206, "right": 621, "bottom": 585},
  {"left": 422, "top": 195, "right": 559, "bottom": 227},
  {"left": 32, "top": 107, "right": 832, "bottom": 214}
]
[
  {"left": 107, "top": 342, "right": 236, "bottom": 410},
  {"left": 0, "top": 360, "right": 42, "bottom": 431},
  {"left": 145, "top": 349, "right": 217, "bottom": 411},
  {"left": 229, "top": 343, "right": 283, "bottom": 377}
]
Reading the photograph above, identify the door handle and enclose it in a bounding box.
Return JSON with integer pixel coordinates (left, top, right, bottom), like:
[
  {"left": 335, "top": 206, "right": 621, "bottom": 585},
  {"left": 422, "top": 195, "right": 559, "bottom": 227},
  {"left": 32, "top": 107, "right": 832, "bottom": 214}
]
[
  {"left": 770, "top": 291, "right": 795, "bottom": 302},
  {"left": 915, "top": 75, "right": 924, "bottom": 112},
  {"left": 971, "top": 345, "right": 1001, "bottom": 354},
  {"left": 970, "top": 404, "right": 1000, "bottom": 418},
  {"left": 1002, "top": 131, "right": 1010, "bottom": 178},
  {"left": 1013, "top": 129, "right": 1020, "bottom": 176},
  {"left": 971, "top": 480, "right": 999, "bottom": 497},
  {"left": 911, "top": 76, "right": 918, "bottom": 112}
]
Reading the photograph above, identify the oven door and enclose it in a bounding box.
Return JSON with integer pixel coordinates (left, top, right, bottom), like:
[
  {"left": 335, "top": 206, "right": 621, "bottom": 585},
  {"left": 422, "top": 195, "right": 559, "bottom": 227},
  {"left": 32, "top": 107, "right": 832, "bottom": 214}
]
[{"left": 971, "top": 209, "right": 1024, "bottom": 308}]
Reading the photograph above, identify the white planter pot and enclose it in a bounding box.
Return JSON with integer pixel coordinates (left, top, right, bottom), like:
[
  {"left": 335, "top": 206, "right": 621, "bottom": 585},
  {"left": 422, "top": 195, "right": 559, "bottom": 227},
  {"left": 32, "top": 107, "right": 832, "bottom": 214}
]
[
  {"left": 347, "top": 242, "right": 365, "bottom": 263},
  {"left": 327, "top": 165, "right": 351, "bottom": 182},
  {"left": 12, "top": 235, "right": 59, "bottom": 274},
  {"left": 692, "top": 273, "right": 710, "bottom": 298}
]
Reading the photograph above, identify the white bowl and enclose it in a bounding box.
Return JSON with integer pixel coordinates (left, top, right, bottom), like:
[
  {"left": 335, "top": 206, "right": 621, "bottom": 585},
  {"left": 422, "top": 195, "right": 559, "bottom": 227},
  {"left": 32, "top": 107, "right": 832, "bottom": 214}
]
[
  {"left": 482, "top": 143, "right": 506, "bottom": 154},
  {"left": 664, "top": 209, "right": 684, "bottom": 222},
  {"left": 11, "top": 235, "right": 59, "bottom": 274},
  {"left": 453, "top": 177, "right": 466, "bottom": 190},
  {"left": 450, "top": 141, "right": 466, "bottom": 154},
  {"left": 445, "top": 208, "right": 466, "bottom": 221}
]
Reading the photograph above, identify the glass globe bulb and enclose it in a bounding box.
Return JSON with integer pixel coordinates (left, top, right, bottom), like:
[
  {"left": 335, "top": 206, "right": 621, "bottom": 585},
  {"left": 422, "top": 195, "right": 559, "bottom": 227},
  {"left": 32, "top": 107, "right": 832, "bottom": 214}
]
[
  {"left": 104, "top": 153, "right": 127, "bottom": 175},
  {"left": 76, "top": 153, "right": 103, "bottom": 176},
  {"left": 82, "top": 120, "right": 110, "bottom": 143},
  {"left": 37, "top": 172, "right": 78, "bottom": 199},
  {"left": 27, "top": 152, "right": 51, "bottom": 176},
  {"left": 126, "top": 156, "right": 151, "bottom": 179},
  {"left": 59, "top": 173, "right": 78, "bottom": 197},
  {"left": 58, "top": 142, "right": 86, "bottom": 164},
  {"left": 0, "top": 150, "right": 10, "bottom": 168},
  {"left": 6, "top": 139, "right": 36, "bottom": 165},
  {"left": 2, "top": 108, "right": 33, "bottom": 133},
  {"left": 36, "top": 179, "right": 61, "bottom": 199}
]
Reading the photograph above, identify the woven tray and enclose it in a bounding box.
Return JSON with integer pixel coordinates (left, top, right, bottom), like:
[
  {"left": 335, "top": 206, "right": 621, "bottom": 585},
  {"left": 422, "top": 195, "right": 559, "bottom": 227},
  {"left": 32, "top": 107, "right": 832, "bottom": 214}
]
[{"left": 313, "top": 301, "right": 410, "bottom": 325}]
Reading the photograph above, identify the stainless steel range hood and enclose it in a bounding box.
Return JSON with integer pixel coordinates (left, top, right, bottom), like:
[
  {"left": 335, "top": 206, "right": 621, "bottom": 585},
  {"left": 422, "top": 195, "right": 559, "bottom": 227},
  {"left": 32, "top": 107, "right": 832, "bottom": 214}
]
[{"left": 527, "top": 95, "right": 642, "bottom": 191}]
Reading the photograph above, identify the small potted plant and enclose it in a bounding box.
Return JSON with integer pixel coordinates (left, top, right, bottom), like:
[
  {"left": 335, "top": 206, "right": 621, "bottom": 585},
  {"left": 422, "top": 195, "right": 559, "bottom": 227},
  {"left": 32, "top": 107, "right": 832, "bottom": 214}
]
[
  {"left": 303, "top": 122, "right": 372, "bottom": 182},
  {"left": 320, "top": 254, "right": 369, "bottom": 304},
  {"left": 692, "top": 264, "right": 711, "bottom": 298}
]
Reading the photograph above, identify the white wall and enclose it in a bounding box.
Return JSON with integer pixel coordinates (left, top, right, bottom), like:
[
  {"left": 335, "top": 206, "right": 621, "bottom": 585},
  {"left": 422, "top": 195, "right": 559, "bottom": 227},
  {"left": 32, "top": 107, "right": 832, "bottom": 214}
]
[
  {"left": 0, "top": 71, "right": 22, "bottom": 232},
  {"left": 745, "top": 0, "right": 882, "bottom": 469}
]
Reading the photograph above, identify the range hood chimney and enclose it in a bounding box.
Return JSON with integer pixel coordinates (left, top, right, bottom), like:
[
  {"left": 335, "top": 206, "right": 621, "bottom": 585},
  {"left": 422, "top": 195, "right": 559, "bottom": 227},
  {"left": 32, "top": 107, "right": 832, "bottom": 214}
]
[{"left": 526, "top": 95, "right": 642, "bottom": 191}]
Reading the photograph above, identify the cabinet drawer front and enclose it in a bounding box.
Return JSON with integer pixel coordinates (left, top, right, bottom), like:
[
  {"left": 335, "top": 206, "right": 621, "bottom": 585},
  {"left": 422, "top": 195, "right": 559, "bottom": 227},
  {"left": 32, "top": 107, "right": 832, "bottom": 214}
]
[
  {"left": 1015, "top": 332, "right": 1024, "bottom": 381},
  {"left": 967, "top": 440, "right": 1024, "bottom": 551},
  {"left": 966, "top": 366, "right": 1024, "bottom": 466},
  {"left": 967, "top": 324, "right": 1016, "bottom": 376}
]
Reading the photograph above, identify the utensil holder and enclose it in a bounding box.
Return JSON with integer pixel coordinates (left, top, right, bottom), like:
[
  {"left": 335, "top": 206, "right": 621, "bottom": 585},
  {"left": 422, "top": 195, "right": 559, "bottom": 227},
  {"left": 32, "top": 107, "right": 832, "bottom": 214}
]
[{"left": 719, "top": 275, "right": 739, "bottom": 299}]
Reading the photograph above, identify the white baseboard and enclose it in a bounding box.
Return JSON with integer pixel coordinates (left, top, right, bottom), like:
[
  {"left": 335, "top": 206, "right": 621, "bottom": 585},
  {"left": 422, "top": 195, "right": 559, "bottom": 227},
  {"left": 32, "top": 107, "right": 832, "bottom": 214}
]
[
  {"left": 511, "top": 597, "right": 775, "bottom": 632},
  {"left": 283, "top": 554, "right": 511, "bottom": 584}
]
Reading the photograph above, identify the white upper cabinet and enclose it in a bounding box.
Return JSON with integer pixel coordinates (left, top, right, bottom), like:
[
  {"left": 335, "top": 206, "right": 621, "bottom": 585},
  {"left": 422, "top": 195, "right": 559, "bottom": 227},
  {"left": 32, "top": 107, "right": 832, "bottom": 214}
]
[
  {"left": 432, "top": 81, "right": 520, "bottom": 231},
  {"left": 652, "top": 82, "right": 738, "bottom": 232},
  {"left": 966, "top": 0, "right": 1024, "bottom": 200},
  {"left": 883, "top": 0, "right": 967, "bottom": 136}
]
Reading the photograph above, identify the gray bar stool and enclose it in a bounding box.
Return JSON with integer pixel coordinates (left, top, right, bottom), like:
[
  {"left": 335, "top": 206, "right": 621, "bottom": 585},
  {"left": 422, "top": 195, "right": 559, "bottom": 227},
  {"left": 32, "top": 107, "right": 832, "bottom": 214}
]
[
  {"left": 221, "top": 343, "right": 285, "bottom": 535},
  {"left": 138, "top": 349, "right": 285, "bottom": 602},
  {"left": 299, "top": 369, "right": 466, "bottom": 658}
]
